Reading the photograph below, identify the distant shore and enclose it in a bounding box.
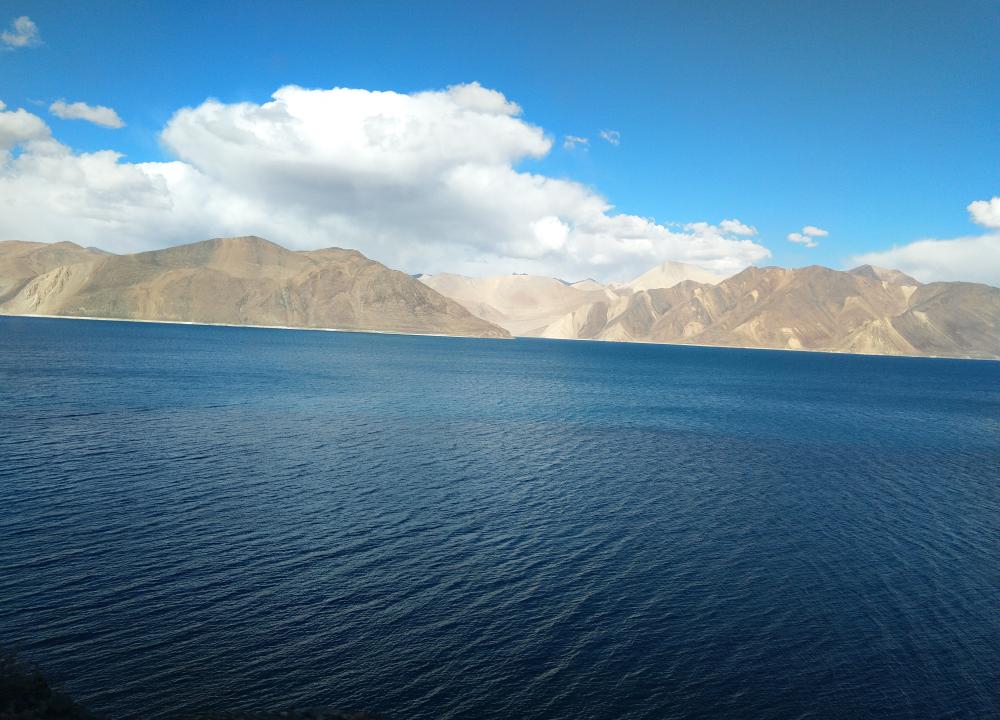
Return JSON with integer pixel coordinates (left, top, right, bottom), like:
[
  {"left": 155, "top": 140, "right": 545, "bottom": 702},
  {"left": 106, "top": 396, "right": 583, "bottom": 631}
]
[
  {"left": 3, "top": 312, "right": 996, "bottom": 361},
  {"left": 532, "top": 330, "right": 1000, "bottom": 362},
  {"left": 0, "top": 312, "right": 513, "bottom": 342}
]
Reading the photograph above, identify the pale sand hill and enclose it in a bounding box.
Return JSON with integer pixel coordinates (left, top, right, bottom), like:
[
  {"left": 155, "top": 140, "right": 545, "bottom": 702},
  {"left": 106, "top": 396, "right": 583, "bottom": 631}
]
[
  {"left": 0, "top": 236, "right": 509, "bottom": 339},
  {"left": 419, "top": 272, "right": 615, "bottom": 336},
  {"left": 420, "top": 262, "right": 726, "bottom": 340},
  {"left": 532, "top": 265, "right": 1000, "bottom": 359},
  {"left": 539, "top": 293, "right": 631, "bottom": 339},
  {"left": 618, "top": 260, "right": 727, "bottom": 292},
  {"left": 569, "top": 278, "right": 606, "bottom": 292}
]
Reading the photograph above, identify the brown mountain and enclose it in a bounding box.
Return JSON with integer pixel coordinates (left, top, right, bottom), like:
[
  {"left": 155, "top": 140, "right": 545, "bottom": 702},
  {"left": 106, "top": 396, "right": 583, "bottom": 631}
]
[
  {"left": 0, "top": 236, "right": 509, "bottom": 338},
  {"left": 524, "top": 265, "right": 998, "bottom": 359},
  {"left": 0, "top": 240, "right": 106, "bottom": 305}
]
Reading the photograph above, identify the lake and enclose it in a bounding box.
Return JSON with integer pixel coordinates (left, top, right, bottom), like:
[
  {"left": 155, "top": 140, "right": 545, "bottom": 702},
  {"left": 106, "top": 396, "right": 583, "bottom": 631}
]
[{"left": 1, "top": 316, "right": 998, "bottom": 718}]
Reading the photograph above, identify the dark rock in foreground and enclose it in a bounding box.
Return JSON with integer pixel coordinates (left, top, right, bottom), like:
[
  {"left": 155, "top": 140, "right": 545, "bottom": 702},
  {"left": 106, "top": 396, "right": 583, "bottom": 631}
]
[{"left": 0, "top": 652, "right": 378, "bottom": 720}]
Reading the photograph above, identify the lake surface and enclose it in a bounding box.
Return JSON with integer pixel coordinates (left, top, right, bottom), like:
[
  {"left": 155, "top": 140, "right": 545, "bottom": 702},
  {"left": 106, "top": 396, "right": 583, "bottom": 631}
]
[{"left": 2, "top": 316, "right": 999, "bottom": 719}]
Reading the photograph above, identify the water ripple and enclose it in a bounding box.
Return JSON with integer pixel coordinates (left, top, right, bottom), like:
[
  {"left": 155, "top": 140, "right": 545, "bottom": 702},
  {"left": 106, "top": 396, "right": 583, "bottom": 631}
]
[{"left": 1, "top": 317, "right": 999, "bottom": 719}]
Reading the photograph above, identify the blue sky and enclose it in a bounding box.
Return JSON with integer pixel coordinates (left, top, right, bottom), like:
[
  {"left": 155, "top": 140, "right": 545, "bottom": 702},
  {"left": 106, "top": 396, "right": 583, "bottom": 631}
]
[{"left": 2, "top": 0, "right": 999, "bottom": 281}]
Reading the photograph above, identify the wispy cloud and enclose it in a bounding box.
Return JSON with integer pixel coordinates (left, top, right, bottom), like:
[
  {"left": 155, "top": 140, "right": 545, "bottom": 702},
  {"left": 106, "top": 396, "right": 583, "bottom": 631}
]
[
  {"left": 599, "top": 129, "right": 620, "bottom": 146},
  {"left": 563, "top": 134, "right": 589, "bottom": 150},
  {"left": 2, "top": 16, "right": 40, "bottom": 49},
  {"left": 49, "top": 100, "right": 125, "bottom": 129},
  {"left": 787, "top": 225, "right": 828, "bottom": 248}
]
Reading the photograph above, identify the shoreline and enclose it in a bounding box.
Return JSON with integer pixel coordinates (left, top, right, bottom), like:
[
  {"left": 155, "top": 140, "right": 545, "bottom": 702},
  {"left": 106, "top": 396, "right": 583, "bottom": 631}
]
[
  {"left": 529, "top": 330, "right": 1000, "bottom": 362},
  {"left": 2, "top": 312, "right": 996, "bottom": 362},
  {"left": 0, "top": 312, "right": 512, "bottom": 342}
]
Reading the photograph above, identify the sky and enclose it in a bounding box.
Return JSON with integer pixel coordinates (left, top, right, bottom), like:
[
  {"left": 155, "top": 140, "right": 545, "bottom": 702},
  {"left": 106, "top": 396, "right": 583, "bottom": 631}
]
[{"left": 1, "top": 0, "right": 999, "bottom": 283}]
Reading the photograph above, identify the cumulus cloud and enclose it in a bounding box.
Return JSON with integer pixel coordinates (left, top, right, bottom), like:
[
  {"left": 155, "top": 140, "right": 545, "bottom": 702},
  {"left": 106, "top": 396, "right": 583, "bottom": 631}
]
[
  {"left": 49, "top": 100, "right": 126, "bottom": 129},
  {"left": 2, "top": 16, "right": 40, "bottom": 49},
  {"left": 0, "top": 84, "right": 771, "bottom": 280},
  {"left": 0, "top": 103, "right": 50, "bottom": 150},
  {"left": 787, "top": 225, "right": 827, "bottom": 248},
  {"left": 852, "top": 198, "right": 1000, "bottom": 287},
  {"left": 563, "top": 135, "right": 589, "bottom": 150},
  {"left": 968, "top": 197, "right": 1000, "bottom": 228},
  {"left": 599, "top": 129, "right": 621, "bottom": 146}
]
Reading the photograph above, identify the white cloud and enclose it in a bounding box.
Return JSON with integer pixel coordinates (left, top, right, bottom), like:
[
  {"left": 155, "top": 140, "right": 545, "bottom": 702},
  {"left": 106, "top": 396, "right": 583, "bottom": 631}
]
[
  {"left": 787, "top": 224, "right": 827, "bottom": 248},
  {"left": 0, "top": 105, "right": 50, "bottom": 150},
  {"left": 719, "top": 219, "right": 756, "bottom": 236},
  {"left": 0, "top": 85, "right": 771, "bottom": 280},
  {"left": 444, "top": 82, "right": 520, "bottom": 115},
  {"left": 968, "top": 197, "right": 1000, "bottom": 228},
  {"left": 787, "top": 233, "right": 818, "bottom": 248},
  {"left": 49, "top": 100, "right": 126, "bottom": 129},
  {"left": 852, "top": 198, "right": 1000, "bottom": 287},
  {"left": 527, "top": 216, "right": 570, "bottom": 255},
  {"left": 801, "top": 225, "right": 828, "bottom": 237},
  {"left": 563, "top": 135, "right": 589, "bottom": 150},
  {"left": 2, "top": 16, "right": 40, "bottom": 49},
  {"left": 599, "top": 129, "right": 621, "bottom": 146}
]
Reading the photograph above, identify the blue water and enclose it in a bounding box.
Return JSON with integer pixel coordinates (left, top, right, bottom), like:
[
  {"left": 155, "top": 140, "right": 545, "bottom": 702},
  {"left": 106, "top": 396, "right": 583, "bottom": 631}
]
[{"left": 1, "top": 317, "right": 999, "bottom": 719}]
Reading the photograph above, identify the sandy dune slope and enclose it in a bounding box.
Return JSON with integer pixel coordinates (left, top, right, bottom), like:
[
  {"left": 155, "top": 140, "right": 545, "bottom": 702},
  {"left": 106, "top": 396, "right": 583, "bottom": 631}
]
[
  {"left": 617, "top": 261, "right": 727, "bottom": 292},
  {"left": 419, "top": 272, "right": 615, "bottom": 336}
]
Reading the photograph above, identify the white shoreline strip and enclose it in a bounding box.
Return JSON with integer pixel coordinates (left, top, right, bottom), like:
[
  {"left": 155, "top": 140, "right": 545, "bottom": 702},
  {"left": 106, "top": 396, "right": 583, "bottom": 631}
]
[{"left": 0, "top": 313, "right": 511, "bottom": 341}]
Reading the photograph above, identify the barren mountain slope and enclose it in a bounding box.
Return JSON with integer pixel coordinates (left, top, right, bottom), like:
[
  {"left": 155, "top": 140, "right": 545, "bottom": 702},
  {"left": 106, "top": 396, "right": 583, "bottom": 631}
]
[
  {"left": 670, "top": 266, "right": 917, "bottom": 349},
  {"left": 848, "top": 264, "right": 921, "bottom": 287},
  {"left": 1, "top": 236, "right": 509, "bottom": 338},
  {"left": 0, "top": 240, "right": 105, "bottom": 305},
  {"left": 887, "top": 282, "right": 1000, "bottom": 358},
  {"left": 536, "top": 264, "right": 999, "bottom": 358}
]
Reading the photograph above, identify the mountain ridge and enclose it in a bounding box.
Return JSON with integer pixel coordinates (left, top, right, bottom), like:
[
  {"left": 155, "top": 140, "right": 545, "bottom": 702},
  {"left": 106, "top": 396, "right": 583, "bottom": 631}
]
[
  {"left": 422, "top": 262, "right": 999, "bottom": 359},
  {"left": 549, "top": 266, "right": 996, "bottom": 358},
  {"left": 3, "top": 238, "right": 997, "bottom": 357},
  {"left": 0, "top": 236, "right": 510, "bottom": 339}
]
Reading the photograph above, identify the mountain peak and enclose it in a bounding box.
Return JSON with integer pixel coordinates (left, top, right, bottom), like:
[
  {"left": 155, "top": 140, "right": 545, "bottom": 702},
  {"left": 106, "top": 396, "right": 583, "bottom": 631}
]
[
  {"left": 624, "top": 261, "right": 726, "bottom": 291},
  {"left": 848, "top": 264, "right": 921, "bottom": 286},
  {"left": 204, "top": 235, "right": 281, "bottom": 248}
]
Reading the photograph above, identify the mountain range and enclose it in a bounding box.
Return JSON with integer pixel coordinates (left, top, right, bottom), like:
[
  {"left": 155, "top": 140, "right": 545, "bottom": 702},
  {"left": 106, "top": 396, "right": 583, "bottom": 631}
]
[
  {"left": 422, "top": 261, "right": 1000, "bottom": 359},
  {"left": 0, "top": 237, "right": 509, "bottom": 338},
  {"left": 2, "top": 236, "right": 998, "bottom": 358}
]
